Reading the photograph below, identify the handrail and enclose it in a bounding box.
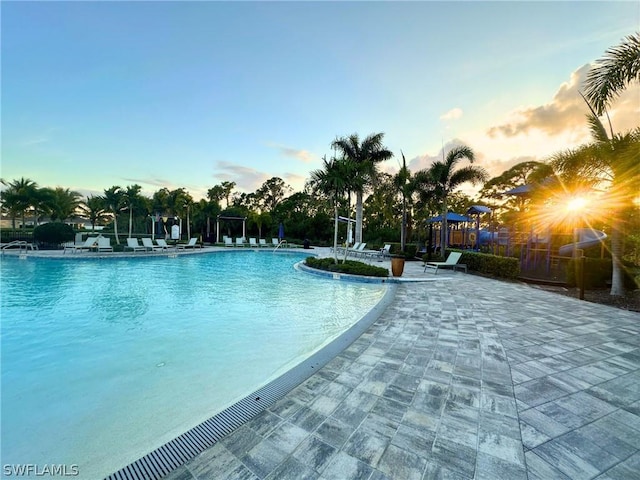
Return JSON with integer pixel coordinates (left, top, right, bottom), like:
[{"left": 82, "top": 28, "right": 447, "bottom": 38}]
[
  {"left": 272, "top": 240, "right": 287, "bottom": 252},
  {"left": 1, "top": 240, "right": 38, "bottom": 253}
]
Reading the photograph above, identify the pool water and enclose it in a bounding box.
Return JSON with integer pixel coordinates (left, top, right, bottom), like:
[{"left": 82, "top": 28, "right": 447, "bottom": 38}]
[{"left": 1, "top": 251, "right": 387, "bottom": 479}]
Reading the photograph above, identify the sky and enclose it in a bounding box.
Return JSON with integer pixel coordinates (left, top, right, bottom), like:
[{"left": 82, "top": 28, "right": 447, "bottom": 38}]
[{"left": 2, "top": 1, "right": 639, "bottom": 201}]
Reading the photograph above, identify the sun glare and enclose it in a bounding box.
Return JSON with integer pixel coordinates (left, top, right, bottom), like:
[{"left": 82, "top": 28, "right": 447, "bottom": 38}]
[{"left": 566, "top": 196, "right": 588, "bottom": 212}]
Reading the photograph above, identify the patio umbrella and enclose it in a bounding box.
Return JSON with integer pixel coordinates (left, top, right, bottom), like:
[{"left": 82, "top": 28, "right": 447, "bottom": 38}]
[{"left": 278, "top": 223, "right": 284, "bottom": 241}]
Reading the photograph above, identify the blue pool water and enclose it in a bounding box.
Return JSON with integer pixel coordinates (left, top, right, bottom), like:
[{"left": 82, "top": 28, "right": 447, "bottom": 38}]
[{"left": 1, "top": 251, "right": 387, "bottom": 479}]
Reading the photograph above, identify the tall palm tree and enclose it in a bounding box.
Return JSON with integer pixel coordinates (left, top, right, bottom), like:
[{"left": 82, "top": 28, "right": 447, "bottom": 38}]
[
  {"left": 551, "top": 112, "right": 639, "bottom": 296},
  {"left": 103, "top": 186, "right": 125, "bottom": 244},
  {"left": 331, "top": 133, "right": 393, "bottom": 244},
  {"left": 584, "top": 32, "right": 640, "bottom": 115},
  {"left": 426, "top": 145, "right": 488, "bottom": 251},
  {"left": 310, "top": 156, "right": 354, "bottom": 262},
  {"left": 124, "top": 184, "right": 143, "bottom": 238},
  {"left": 393, "top": 152, "right": 413, "bottom": 252},
  {"left": 79, "top": 195, "right": 108, "bottom": 231}
]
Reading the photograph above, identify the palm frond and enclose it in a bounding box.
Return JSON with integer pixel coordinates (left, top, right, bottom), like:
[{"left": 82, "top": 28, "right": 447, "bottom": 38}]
[{"left": 583, "top": 32, "right": 640, "bottom": 115}]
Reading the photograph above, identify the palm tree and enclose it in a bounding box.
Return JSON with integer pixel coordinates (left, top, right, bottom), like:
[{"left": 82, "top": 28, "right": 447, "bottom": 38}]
[
  {"left": 46, "top": 187, "right": 82, "bottom": 222},
  {"left": 425, "top": 145, "right": 488, "bottom": 251},
  {"left": 551, "top": 113, "right": 639, "bottom": 297},
  {"left": 310, "top": 156, "right": 354, "bottom": 262},
  {"left": 79, "top": 195, "right": 108, "bottom": 231},
  {"left": 331, "top": 133, "right": 393, "bottom": 244},
  {"left": 393, "top": 151, "right": 413, "bottom": 252},
  {"left": 124, "top": 184, "right": 143, "bottom": 238},
  {"left": 103, "top": 186, "right": 125, "bottom": 244},
  {"left": 1, "top": 177, "right": 38, "bottom": 228},
  {"left": 584, "top": 32, "right": 640, "bottom": 115}
]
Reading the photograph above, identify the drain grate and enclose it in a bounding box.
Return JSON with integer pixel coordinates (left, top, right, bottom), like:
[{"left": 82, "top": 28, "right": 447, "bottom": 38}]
[{"left": 105, "top": 283, "right": 397, "bottom": 480}]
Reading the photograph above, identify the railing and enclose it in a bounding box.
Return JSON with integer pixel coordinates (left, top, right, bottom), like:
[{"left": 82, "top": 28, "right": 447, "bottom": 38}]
[
  {"left": 273, "top": 240, "right": 287, "bottom": 252},
  {"left": 1, "top": 240, "right": 38, "bottom": 254}
]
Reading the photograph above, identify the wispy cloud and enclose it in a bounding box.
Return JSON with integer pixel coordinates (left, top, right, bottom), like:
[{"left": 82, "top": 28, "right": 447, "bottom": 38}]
[
  {"left": 440, "top": 108, "right": 463, "bottom": 121},
  {"left": 268, "top": 143, "right": 316, "bottom": 163},
  {"left": 213, "top": 161, "right": 271, "bottom": 192}
]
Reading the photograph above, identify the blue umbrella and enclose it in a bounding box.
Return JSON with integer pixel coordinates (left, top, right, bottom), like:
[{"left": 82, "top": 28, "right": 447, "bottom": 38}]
[{"left": 278, "top": 223, "right": 284, "bottom": 241}]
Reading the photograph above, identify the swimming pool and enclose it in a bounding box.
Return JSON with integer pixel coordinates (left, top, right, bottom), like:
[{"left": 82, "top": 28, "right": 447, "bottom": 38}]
[{"left": 1, "top": 251, "right": 387, "bottom": 479}]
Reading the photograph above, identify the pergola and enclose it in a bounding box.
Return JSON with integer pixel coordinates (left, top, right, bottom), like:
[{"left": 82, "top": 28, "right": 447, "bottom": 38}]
[{"left": 216, "top": 215, "right": 247, "bottom": 243}]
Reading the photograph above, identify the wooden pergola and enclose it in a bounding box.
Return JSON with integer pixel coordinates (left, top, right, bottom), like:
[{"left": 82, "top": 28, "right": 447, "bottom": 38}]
[{"left": 216, "top": 215, "right": 247, "bottom": 243}]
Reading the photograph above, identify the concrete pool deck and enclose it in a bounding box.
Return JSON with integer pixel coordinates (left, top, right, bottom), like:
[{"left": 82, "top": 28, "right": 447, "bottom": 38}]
[
  {"left": 153, "top": 251, "right": 639, "bottom": 480},
  {"left": 6, "top": 246, "right": 640, "bottom": 478}
]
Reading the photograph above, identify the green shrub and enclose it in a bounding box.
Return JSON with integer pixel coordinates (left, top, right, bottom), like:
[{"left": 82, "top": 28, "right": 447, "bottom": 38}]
[
  {"left": 33, "top": 222, "right": 74, "bottom": 246},
  {"left": 305, "top": 257, "right": 389, "bottom": 277}
]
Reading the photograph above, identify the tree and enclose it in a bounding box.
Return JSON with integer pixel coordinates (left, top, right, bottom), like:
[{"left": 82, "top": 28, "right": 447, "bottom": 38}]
[
  {"left": 45, "top": 187, "right": 82, "bottom": 222},
  {"left": 331, "top": 133, "right": 393, "bottom": 244},
  {"left": 0, "top": 177, "right": 38, "bottom": 228},
  {"left": 310, "top": 156, "right": 354, "bottom": 262},
  {"left": 103, "top": 186, "right": 125, "bottom": 244},
  {"left": 124, "top": 184, "right": 143, "bottom": 237},
  {"left": 425, "top": 145, "right": 488, "bottom": 250},
  {"left": 220, "top": 181, "right": 236, "bottom": 208},
  {"left": 79, "top": 195, "right": 108, "bottom": 231},
  {"left": 550, "top": 114, "right": 639, "bottom": 296},
  {"left": 255, "top": 177, "right": 291, "bottom": 213},
  {"left": 584, "top": 32, "right": 640, "bottom": 115},
  {"left": 393, "top": 152, "right": 413, "bottom": 251}
]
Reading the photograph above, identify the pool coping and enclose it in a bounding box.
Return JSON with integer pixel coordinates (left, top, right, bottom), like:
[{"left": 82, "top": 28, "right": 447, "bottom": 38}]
[{"left": 104, "top": 269, "right": 397, "bottom": 480}]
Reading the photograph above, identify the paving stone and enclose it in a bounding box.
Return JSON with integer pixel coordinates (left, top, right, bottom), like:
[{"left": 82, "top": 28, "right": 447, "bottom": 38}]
[
  {"left": 319, "top": 451, "right": 372, "bottom": 480},
  {"left": 314, "top": 416, "right": 354, "bottom": 449},
  {"left": 241, "top": 438, "right": 288, "bottom": 478},
  {"left": 343, "top": 427, "right": 390, "bottom": 467},
  {"left": 266, "top": 421, "right": 309, "bottom": 454},
  {"left": 377, "top": 443, "right": 427, "bottom": 480},
  {"left": 430, "top": 437, "right": 476, "bottom": 478},
  {"left": 292, "top": 435, "right": 337, "bottom": 474},
  {"left": 524, "top": 451, "right": 571, "bottom": 480},
  {"left": 474, "top": 451, "right": 527, "bottom": 480},
  {"left": 265, "top": 456, "right": 319, "bottom": 480}
]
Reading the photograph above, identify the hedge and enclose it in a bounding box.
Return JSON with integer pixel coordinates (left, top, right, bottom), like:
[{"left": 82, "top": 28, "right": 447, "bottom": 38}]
[
  {"left": 566, "top": 258, "right": 640, "bottom": 289},
  {"left": 305, "top": 257, "right": 389, "bottom": 277}
]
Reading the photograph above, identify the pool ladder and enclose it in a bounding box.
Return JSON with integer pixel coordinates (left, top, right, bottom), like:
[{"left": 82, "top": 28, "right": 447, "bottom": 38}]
[{"left": 273, "top": 240, "right": 287, "bottom": 252}]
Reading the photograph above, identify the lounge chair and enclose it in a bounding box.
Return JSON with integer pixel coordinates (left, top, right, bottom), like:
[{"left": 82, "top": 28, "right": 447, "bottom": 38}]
[
  {"left": 141, "top": 237, "right": 164, "bottom": 252},
  {"left": 177, "top": 237, "right": 201, "bottom": 249},
  {"left": 348, "top": 243, "right": 367, "bottom": 257},
  {"left": 125, "top": 238, "right": 147, "bottom": 253},
  {"left": 424, "top": 251, "right": 467, "bottom": 274},
  {"left": 235, "top": 237, "right": 246, "bottom": 247},
  {"left": 259, "top": 239, "right": 268, "bottom": 247},
  {"left": 272, "top": 238, "right": 280, "bottom": 247},
  {"left": 363, "top": 244, "right": 391, "bottom": 261},
  {"left": 224, "top": 237, "right": 234, "bottom": 247},
  {"left": 249, "top": 238, "right": 258, "bottom": 248},
  {"left": 156, "top": 239, "right": 174, "bottom": 250},
  {"left": 96, "top": 236, "right": 113, "bottom": 252},
  {"left": 64, "top": 236, "right": 98, "bottom": 254}
]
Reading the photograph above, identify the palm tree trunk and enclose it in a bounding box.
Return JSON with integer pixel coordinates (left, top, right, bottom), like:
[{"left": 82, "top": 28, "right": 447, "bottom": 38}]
[
  {"left": 333, "top": 202, "right": 339, "bottom": 263},
  {"left": 113, "top": 215, "right": 120, "bottom": 245},
  {"left": 128, "top": 206, "right": 133, "bottom": 238},
  {"left": 355, "top": 191, "right": 363, "bottom": 244},
  {"left": 441, "top": 197, "right": 448, "bottom": 255},
  {"left": 610, "top": 221, "right": 625, "bottom": 296}
]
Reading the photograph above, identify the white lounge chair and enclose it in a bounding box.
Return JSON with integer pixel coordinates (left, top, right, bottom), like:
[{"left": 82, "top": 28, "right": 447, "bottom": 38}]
[
  {"left": 424, "top": 251, "right": 466, "bottom": 274},
  {"left": 259, "top": 239, "right": 268, "bottom": 247},
  {"left": 348, "top": 243, "right": 367, "bottom": 257},
  {"left": 64, "top": 236, "right": 98, "bottom": 254},
  {"left": 177, "top": 237, "right": 200, "bottom": 249},
  {"left": 141, "top": 237, "right": 163, "bottom": 252},
  {"left": 272, "top": 238, "right": 280, "bottom": 247},
  {"left": 156, "top": 239, "right": 174, "bottom": 250},
  {"left": 125, "top": 238, "right": 147, "bottom": 253},
  {"left": 249, "top": 238, "right": 258, "bottom": 248},
  {"left": 364, "top": 244, "right": 391, "bottom": 261},
  {"left": 96, "top": 236, "right": 113, "bottom": 252},
  {"left": 235, "top": 237, "right": 246, "bottom": 247},
  {"left": 224, "top": 237, "right": 234, "bottom": 247}
]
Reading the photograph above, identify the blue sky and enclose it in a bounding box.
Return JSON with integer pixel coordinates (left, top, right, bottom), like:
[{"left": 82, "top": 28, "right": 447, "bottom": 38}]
[{"left": 2, "top": 1, "right": 639, "bottom": 200}]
